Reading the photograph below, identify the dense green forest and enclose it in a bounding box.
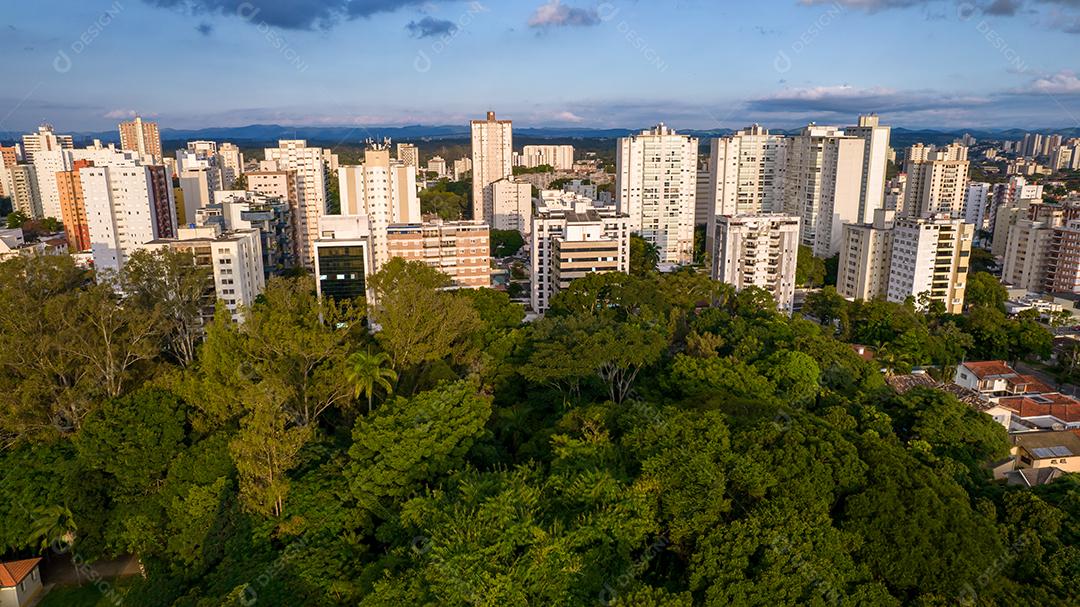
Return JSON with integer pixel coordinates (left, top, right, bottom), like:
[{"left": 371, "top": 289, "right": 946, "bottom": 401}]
[{"left": 1, "top": 252, "right": 1078, "bottom": 606}]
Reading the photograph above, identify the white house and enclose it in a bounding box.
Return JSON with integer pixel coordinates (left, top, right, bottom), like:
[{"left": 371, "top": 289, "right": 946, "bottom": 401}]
[{"left": 0, "top": 558, "right": 43, "bottom": 607}]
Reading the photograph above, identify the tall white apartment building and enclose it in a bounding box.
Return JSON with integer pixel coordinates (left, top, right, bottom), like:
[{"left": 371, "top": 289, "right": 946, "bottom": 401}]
[
  {"left": 711, "top": 213, "right": 800, "bottom": 312},
  {"left": 263, "top": 140, "right": 329, "bottom": 267},
  {"left": 837, "top": 209, "right": 895, "bottom": 301},
  {"left": 706, "top": 125, "right": 787, "bottom": 253},
  {"left": 616, "top": 123, "right": 698, "bottom": 265},
  {"left": 783, "top": 125, "right": 866, "bottom": 258},
  {"left": 903, "top": 144, "right": 969, "bottom": 218},
  {"left": 396, "top": 143, "right": 420, "bottom": 168},
  {"left": 887, "top": 215, "right": 973, "bottom": 313},
  {"left": 520, "top": 145, "right": 574, "bottom": 170},
  {"left": 884, "top": 175, "right": 906, "bottom": 212},
  {"left": 32, "top": 149, "right": 73, "bottom": 220},
  {"left": 118, "top": 116, "right": 163, "bottom": 163},
  {"left": 531, "top": 196, "right": 630, "bottom": 313},
  {"left": 964, "top": 183, "right": 991, "bottom": 230},
  {"left": 218, "top": 143, "right": 245, "bottom": 189},
  {"left": 695, "top": 167, "right": 712, "bottom": 229},
  {"left": 844, "top": 114, "right": 891, "bottom": 223},
  {"left": 21, "top": 124, "right": 73, "bottom": 165},
  {"left": 562, "top": 179, "right": 598, "bottom": 201},
  {"left": 178, "top": 168, "right": 216, "bottom": 225},
  {"left": 142, "top": 225, "right": 264, "bottom": 322},
  {"left": 81, "top": 163, "right": 177, "bottom": 274},
  {"left": 337, "top": 145, "right": 420, "bottom": 271},
  {"left": 471, "top": 112, "right": 513, "bottom": 223},
  {"left": 491, "top": 178, "right": 534, "bottom": 236}
]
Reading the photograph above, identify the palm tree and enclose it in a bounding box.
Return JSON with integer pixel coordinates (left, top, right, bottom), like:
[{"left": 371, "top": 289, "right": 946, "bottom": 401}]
[
  {"left": 346, "top": 350, "right": 397, "bottom": 413},
  {"left": 27, "top": 504, "right": 77, "bottom": 553}
]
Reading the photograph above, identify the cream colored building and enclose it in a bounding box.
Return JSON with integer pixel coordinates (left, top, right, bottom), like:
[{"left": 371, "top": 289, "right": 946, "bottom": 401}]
[
  {"left": 471, "top": 112, "right": 513, "bottom": 223},
  {"left": 706, "top": 124, "right": 786, "bottom": 253},
  {"left": 520, "top": 145, "right": 574, "bottom": 170},
  {"left": 616, "top": 123, "right": 698, "bottom": 265},
  {"left": 783, "top": 125, "right": 866, "bottom": 258},
  {"left": 396, "top": 143, "right": 420, "bottom": 168},
  {"left": 386, "top": 221, "right": 491, "bottom": 288},
  {"left": 711, "top": 213, "right": 800, "bottom": 312},
  {"left": 887, "top": 215, "right": 973, "bottom": 313},
  {"left": 338, "top": 144, "right": 420, "bottom": 271},
  {"left": 903, "top": 144, "right": 969, "bottom": 218},
  {"left": 837, "top": 209, "right": 895, "bottom": 301},
  {"left": 844, "top": 114, "right": 892, "bottom": 224},
  {"left": 263, "top": 140, "right": 329, "bottom": 268},
  {"left": 1001, "top": 210, "right": 1064, "bottom": 292},
  {"left": 531, "top": 197, "right": 630, "bottom": 313},
  {"left": 0, "top": 165, "right": 40, "bottom": 218},
  {"left": 21, "top": 124, "right": 72, "bottom": 165}
]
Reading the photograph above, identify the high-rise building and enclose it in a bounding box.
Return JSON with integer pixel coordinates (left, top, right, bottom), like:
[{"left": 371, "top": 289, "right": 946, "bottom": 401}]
[
  {"left": 491, "top": 178, "right": 534, "bottom": 236},
  {"left": 142, "top": 225, "right": 264, "bottom": 323},
  {"left": 886, "top": 215, "right": 973, "bottom": 313},
  {"left": 55, "top": 159, "right": 94, "bottom": 252},
  {"left": 0, "top": 146, "right": 17, "bottom": 168},
  {"left": 118, "top": 116, "right": 163, "bottom": 163},
  {"left": 396, "top": 143, "right": 420, "bottom": 168},
  {"left": 32, "top": 149, "right": 72, "bottom": 220},
  {"left": 1002, "top": 209, "right": 1064, "bottom": 293},
  {"left": 711, "top": 213, "right": 800, "bottom": 312},
  {"left": 884, "top": 175, "right": 906, "bottom": 213},
  {"left": 903, "top": 144, "right": 969, "bottom": 218},
  {"left": 520, "top": 145, "right": 574, "bottom": 170},
  {"left": 178, "top": 167, "right": 216, "bottom": 224},
  {"left": 314, "top": 214, "right": 372, "bottom": 302},
  {"left": 531, "top": 196, "right": 630, "bottom": 313},
  {"left": 0, "top": 165, "right": 40, "bottom": 218},
  {"left": 471, "top": 112, "right": 513, "bottom": 223},
  {"left": 386, "top": 221, "right": 491, "bottom": 288},
  {"left": 616, "top": 123, "right": 698, "bottom": 265},
  {"left": 844, "top": 114, "right": 891, "bottom": 224},
  {"left": 1022, "top": 133, "right": 1043, "bottom": 158},
  {"left": 202, "top": 190, "right": 297, "bottom": 274},
  {"left": 82, "top": 163, "right": 177, "bottom": 274},
  {"left": 453, "top": 157, "right": 472, "bottom": 181},
  {"left": 964, "top": 183, "right": 991, "bottom": 230},
  {"left": 337, "top": 144, "right": 420, "bottom": 271},
  {"left": 783, "top": 125, "right": 865, "bottom": 258},
  {"left": 837, "top": 209, "right": 895, "bottom": 301},
  {"left": 217, "top": 143, "right": 245, "bottom": 189},
  {"left": 694, "top": 167, "right": 712, "bottom": 229},
  {"left": 706, "top": 125, "right": 787, "bottom": 253},
  {"left": 263, "top": 140, "right": 329, "bottom": 267},
  {"left": 1046, "top": 220, "right": 1080, "bottom": 294},
  {"left": 21, "top": 124, "right": 73, "bottom": 165}
]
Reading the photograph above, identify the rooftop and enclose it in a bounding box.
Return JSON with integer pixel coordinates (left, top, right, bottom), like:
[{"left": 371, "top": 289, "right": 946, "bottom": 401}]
[
  {"left": 1012, "top": 430, "right": 1080, "bottom": 457},
  {"left": 0, "top": 557, "right": 41, "bottom": 588},
  {"left": 961, "top": 361, "right": 1016, "bottom": 379}
]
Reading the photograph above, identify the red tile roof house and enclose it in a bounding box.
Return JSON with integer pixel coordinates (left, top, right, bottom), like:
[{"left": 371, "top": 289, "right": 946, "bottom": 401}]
[
  {"left": 953, "top": 361, "right": 1054, "bottom": 400},
  {"left": 0, "top": 558, "right": 43, "bottom": 607}
]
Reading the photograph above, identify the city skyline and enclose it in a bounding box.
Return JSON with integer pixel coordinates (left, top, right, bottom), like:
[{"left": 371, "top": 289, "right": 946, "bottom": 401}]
[{"left": 1, "top": 0, "right": 1079, "bottom": 133}]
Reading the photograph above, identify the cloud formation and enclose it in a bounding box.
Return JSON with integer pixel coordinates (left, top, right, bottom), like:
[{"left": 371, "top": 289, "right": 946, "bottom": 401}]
[
  {"left": 746, "top": 85, "right": 989, "bottom": 115},
  {"left": 528, "top": 0, "right": 601, "bottom": 28},
  {"left": 1028, "top": 70, "right": 1080, "bottom": 93},
  {"left": 141, "top": 0, "right": 439, "bottom": 30},
  {"left": 800, "top": 0, "right": 1080, "bottom": 31},
  {"left": 406, "top": 16, "right": 456, "bottom": 38}
]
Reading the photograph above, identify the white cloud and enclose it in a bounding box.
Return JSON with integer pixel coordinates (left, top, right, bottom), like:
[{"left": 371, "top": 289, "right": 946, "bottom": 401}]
[
  {"left": 553, "top": 110, "right": 585, "bottom": 123},
  {"left": 528, "top": 0, "right": 600, "bottom": 28},
  {"left": 104, "top": 109, "right": 139, "bottom": 119},
  {"left": 1029, "top": 70, "right": 1080, "bottom": 94}
]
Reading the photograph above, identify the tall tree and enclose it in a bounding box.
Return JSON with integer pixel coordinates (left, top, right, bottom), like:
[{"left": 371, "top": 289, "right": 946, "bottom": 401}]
[{"left": 346, "top": 350, "right": 397, "bottom": 413}]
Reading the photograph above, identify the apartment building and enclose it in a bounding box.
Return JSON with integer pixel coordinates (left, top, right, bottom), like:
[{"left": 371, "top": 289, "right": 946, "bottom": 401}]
[
  {"left": 21, "top": 124, "right": 72, "bottom": 165},
  {"left": 903, "top": 143, "right": 969, "bottom": 218},
  {"left": 706, "top": 124, "right": 787, "bottom": 253},
  {"left": 520, "top": 145, "right": 574, "bottom": 170},
  {"left": 711, "top": 213, "right": 800, "bottom": 312},
  {"left": 118, "top": 116, "right": 162, "bottom": 163},
  {"left": 491, "top": 178, "right": 534, "bottom": 236},
  {"left": 844, "top": 114, "right": 892, "bottom": 224},
  {"left": 0, "top": 165, "right": 40, "bottom": 218},
  {"left": 616, "top": 123, "right": 698, "bottom": 265},
  {"left": 783, "top": 125, "right": 865, "bottom": 258},
  {"left": 1002, "top": 205, "right": 1065, "bottom": 292},
  {"left": 217, "top": 143, "right": 245, "bottom": 189},
  {"left": 82, "top": 163, "right": 177, "bottom": 273},
  {"left": 338, "top": 144, "right": 420, "bottom": 271},
  {"left": 203, "top": 190, "right": 298, "bottom": 275},
  {"left": 263, "top": 140, "right": 329, "bottom": 267},
  {"left": 837, "top": 209, "right": 895, "bottom": 301},
  {"left": 887, "top": 215, "right": 973, "bottom": 313},
  {"left": 427, "top": 156, "right": 448, "bottom": 178},
  {"left": 531, "top": 197, "right": 630, "bottom": 313},
  {"left": 396, "top": 143, "right": 420, "bottom": 168},
  {"left": 471, "top": 112, "right": 513, "bottom": 223},
  {"left": 386, "top": 220, "right": 491, "bottom": 288},
  {"left": 55, "top": 159, "right": 94, "bottom": 252},
  {"left": 142, "top": 225, "right": 264, "bottom": 323},
  {"left": 965, "top": 182, "right": 991, "bottom": 230}
]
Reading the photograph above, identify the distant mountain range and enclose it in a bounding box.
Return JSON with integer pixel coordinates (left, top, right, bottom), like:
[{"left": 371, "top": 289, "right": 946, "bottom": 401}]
[{"left": 2, "top": 124, "right": 1078, "bottom": 150}]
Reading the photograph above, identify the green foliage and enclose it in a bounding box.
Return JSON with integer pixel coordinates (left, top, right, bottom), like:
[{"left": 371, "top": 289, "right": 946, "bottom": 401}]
[
  {"left": 512, "top": 164, "right": 554, "bottom": 175},
  {"left": 419, "top": 179, "right": 470, "bottom": 220},
  {"left": 4, "top": 237, "right": 1080, "bottom": 607},
  {"left": 629, "top": 233, "right": 660, "bottom": 276},
  {"left": 795, "top": 245, "right": 826, "bottom": 287},
  {"left": 966, "top": 271, "right": 1008, "bottom": 311},
  {"left": 6, "top": 210, "right": 27, "bottom": 229},
  {"left": 489, "top": 228, "right": 524, "bottom": 258}
]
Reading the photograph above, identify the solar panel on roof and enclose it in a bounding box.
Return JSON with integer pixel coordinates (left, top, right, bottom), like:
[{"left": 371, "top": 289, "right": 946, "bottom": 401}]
[
  {"left": 1051, "top": 446, "right": 1074, "bottom": 457},
  {"left": 1032, "top": 447, "right": 1057, "bottom": 458}
]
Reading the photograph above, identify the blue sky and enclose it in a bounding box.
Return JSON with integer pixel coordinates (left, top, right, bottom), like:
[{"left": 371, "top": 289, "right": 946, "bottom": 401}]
[{"left": 1, "top": 0, "right": 1079, "bottom": 132}]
